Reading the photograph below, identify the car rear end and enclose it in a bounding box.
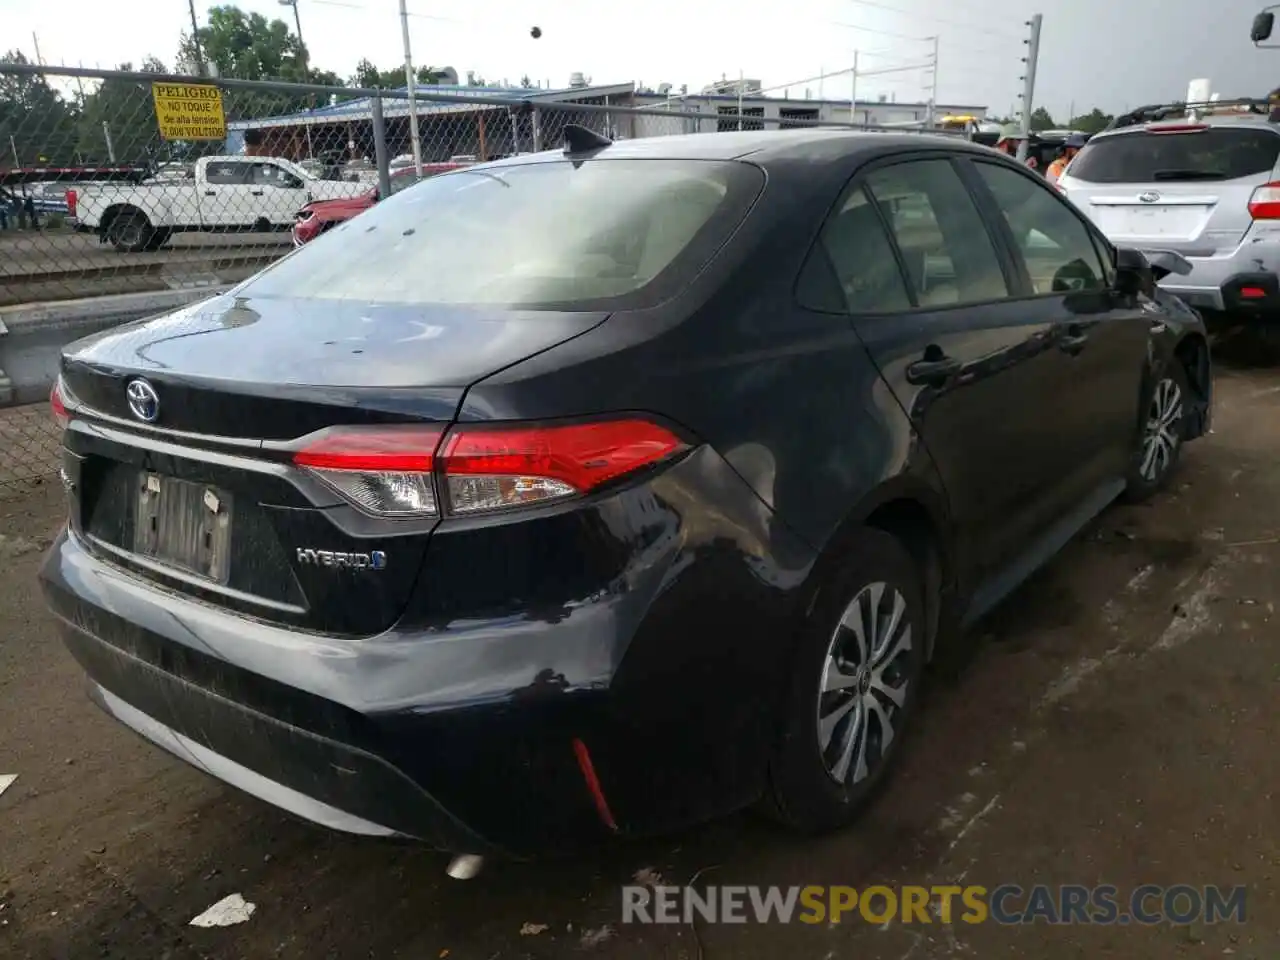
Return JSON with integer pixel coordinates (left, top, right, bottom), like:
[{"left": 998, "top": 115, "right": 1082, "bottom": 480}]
[
  {"left": 1058, "top": 119, "right": 1280, "bottom": 317},
  {"left": 39, "top": 152, "right": 795, "bottom": 857}
]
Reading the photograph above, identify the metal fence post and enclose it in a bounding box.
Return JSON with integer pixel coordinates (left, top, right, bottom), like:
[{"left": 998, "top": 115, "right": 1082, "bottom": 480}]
[
  {"left": 371, "top": 94, "right": 392, "bottom": 196},
  {"left": 532, "top": 104, "right": 542, "bottom": 152}
]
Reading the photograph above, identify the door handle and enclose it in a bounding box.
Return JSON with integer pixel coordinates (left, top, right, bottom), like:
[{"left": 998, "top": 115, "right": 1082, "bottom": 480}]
[
  {"left": 906, "top": 355, "right": 961, "bottom": 386},
  {"left": 204, "top": 190, "right": 217, "bottom": 196},
  {"left": 251, "top": 189, "right": 264, "bottom": 196}
]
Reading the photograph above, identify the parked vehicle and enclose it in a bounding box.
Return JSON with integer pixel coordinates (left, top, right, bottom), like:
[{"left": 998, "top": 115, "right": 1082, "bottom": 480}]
[
  {"left": 292, "top": 163, "right": 471, "bottom": 245},
  {"left": 1057, "top": 110, "right": 1280, "bottom": 326},
  {"left": 67, "top": 155, "right": 369, "bottom": 252},
  {"left": 41, "top": 127, "right": 1211, "bottom": 873}
]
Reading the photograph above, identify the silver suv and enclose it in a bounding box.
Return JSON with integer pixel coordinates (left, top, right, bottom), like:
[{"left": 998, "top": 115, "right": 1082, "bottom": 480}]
[{"left": 1057, "top": 115, "right": 1280, "bottom": 319}]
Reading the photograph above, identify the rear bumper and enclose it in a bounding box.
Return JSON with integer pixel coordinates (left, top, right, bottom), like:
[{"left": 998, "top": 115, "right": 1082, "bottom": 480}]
[{"left": 39, "top": 446, "right": 815, "bottom": 855}]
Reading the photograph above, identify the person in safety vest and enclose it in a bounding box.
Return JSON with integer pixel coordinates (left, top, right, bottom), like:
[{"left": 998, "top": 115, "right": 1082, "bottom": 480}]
[{"left": 1047, "top": 133, "right": 1087, "bottom": 183}]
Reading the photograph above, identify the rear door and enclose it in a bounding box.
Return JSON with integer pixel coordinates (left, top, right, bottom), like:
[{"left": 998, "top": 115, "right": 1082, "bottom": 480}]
[
  {"left": 969, "top": 157, "right": 1151, "bottom": 510},
  {"left": 1061, "top": 124, "right": 1280, "bottom": 256},
  {"left": 823, "top": 155, "right": 1079, "bottom": 590},
  {"left": 199, "top": 159, "right": 257, "bottom": 229}
]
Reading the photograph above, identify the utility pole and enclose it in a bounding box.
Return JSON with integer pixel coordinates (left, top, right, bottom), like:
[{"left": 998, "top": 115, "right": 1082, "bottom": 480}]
[
  {"left": 927, "top": 35, "right": 939, "bottom": 127},
  {"left": 737, "top": 69, "right": 744, "bottom": 130},
  {"left": 187, "top": 0, "right": 207, "bottom": 76},
  {"left": 1017, "top": 13, "right": 1043, "bottom": 162},
  {"left": 850, "top": 50, "right": 859, "bottom": 127},
  {"left": 278, "top": 0, "right": 307, "bottom": 77},
  {"left": 31, "top": 33, "right": 44, "bottom": 65},
  {"left": 399, "top": 0, "right": 424, "bottom": 177}
]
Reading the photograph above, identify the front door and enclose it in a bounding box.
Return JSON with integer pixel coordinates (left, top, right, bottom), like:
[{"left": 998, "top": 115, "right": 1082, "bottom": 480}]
[
  {"left": 825, "top": 156, "right": 1079, "bottom": 594},
  {"left": 968, "top": 157, "right": 1152, "bottom": 507}
]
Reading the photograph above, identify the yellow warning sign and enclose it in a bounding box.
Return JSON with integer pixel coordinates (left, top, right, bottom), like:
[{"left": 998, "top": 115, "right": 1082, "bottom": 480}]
[{"left": 152, "top": 83, "right": 227, "bottom": 141}]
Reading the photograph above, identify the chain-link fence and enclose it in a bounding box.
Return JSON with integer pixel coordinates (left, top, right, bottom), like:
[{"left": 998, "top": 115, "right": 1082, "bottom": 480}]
[
  {"left": 2, "top": 63, "right": 966, "bottom": 309},
  {"left": 0, "top": 402, "right": 61, "bottom": 499}
]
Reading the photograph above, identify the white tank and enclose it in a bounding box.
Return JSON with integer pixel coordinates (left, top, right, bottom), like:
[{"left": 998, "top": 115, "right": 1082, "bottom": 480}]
[{"left": 1187, "top": 78, "right": 1212, "bottom": 104}]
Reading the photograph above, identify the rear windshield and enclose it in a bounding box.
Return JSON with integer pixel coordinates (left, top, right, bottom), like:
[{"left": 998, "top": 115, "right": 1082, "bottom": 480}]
[
  {"left": 243, "top": 159, "right": 762, "bottom": 309},
  {"left": 1068, "top": 127, "right": 1280, "bottom": 183}
]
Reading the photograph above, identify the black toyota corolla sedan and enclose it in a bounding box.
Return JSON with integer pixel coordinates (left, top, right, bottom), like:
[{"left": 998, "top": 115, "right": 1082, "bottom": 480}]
[{"left": 40, "top": 126, "right": 1211, "bottom": 869}]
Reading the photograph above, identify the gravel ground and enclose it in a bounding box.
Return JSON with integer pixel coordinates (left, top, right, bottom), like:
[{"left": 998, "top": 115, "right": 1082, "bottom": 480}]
[{"left": 0, "top": 359, "right": 1278, "bottom": 960}]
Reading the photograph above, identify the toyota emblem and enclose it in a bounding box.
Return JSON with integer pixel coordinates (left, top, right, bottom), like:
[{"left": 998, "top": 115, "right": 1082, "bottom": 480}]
[
  {"left": 1138, "top": 191, "right": 1161, "bottom": 203},
  {"left": 125, "top": 378, "right": 160, "bottom": 423}
]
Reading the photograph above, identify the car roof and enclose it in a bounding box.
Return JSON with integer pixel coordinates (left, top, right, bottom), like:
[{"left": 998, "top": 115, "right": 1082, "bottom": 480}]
[
  {"left": 480, "top": 128, "right": 994, "bottom": 169},
  {"left": 1089, "top": 115, "right": 1280, "bottom": 142}
]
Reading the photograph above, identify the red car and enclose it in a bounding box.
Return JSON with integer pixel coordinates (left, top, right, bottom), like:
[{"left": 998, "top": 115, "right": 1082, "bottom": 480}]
[{"left": 292, "top": 163, "right": 470, "bottom": 245}]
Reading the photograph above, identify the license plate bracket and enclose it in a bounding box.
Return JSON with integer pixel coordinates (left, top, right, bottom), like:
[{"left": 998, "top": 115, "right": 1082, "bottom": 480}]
[{"left": 132, "top": 472, "right": 234, "bottom": 583}]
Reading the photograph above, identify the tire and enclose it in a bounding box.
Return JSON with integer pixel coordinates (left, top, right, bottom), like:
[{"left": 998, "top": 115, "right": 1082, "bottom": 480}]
[
  {"left": 107, "top": 211, "right": 153, "bottom": 253},
  {"left": 143, "top": 228, "right": 172, "bottom": 251},
  {"left": 764, "top": 528, "right": 927, "bottom": 834},
  {"left": 1124, "top": 358, "right": 1190, "bottom": 502}
]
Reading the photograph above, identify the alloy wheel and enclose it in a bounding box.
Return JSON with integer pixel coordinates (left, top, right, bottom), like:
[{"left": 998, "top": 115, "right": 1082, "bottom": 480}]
[
  {"left": 817, "top": 582, "right": 913, "bottom": 785},
  {"left": 1140, "top": 377, "right": 1183, "bottom": 482}
]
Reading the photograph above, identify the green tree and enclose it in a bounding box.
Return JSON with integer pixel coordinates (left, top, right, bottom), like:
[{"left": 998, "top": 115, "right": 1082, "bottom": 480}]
[
  {"left": 0, "top": 50, "right": 78, "bottom": 164},
  {"left": 1029, "top": 106, "right": 1056, "bottom": 131},
  {"left": 1068, "top": 107, "right": 1114, "bottom": 135},
  {"left": 350, "top": 59, "right": 450, "bottom": 89},
  {"left": 179, "top": 6, "right": 305, "bottom": 82},
  {"left": 76, "top": 57, "right": 169, "bottom": 165}
]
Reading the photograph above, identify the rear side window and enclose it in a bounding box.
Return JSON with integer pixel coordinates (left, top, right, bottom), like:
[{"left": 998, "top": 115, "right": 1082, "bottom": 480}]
[
  {"left": 810, "top": 186, "right": 912, "bottom": 313},
  {"left": 865, "top": 159, "right": 1010, "bottom": 307},
  {"left": 205, "top": 162, "right": 245, "bottom": 185},
  {"left": 1068, "top": 127, "right": 1280, "bottom": 183},
  {"left": 242, "top": 159, "right": 763, "bottom": 309}
]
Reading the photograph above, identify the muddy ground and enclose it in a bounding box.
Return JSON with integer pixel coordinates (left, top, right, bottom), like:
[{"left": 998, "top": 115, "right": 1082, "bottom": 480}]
[{"left": 1, "top": 352, "right": 1278, "bottom": 959}]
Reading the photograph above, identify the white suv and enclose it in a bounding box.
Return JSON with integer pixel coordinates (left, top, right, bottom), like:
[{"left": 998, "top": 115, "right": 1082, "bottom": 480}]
[{"left": 1058, "top": 116, "right": 1280, "bottom": 323}]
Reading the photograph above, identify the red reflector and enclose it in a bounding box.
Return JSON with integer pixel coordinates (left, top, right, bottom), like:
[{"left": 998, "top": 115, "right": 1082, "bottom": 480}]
[
  {"left": 65, "top": 189, "right": 77, "bottom": 217},
  {"left": 572, "top": 737, "right": 618, "bottom": 832},
  {"left": 292, "top": 425, "right": 444, "bottom": 471},
  {"left": 440, "top": 419, "right": 685, "bottom": 493},
  {"left": 1240, "top": 286, "right": 1268, "bottom": 299},
  {"left": 50, "top": 379, "right": 70, "bottom": 427}
]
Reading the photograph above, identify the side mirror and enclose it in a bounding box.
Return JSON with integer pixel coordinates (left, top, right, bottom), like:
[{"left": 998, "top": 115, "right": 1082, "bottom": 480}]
[
  {"left": 1253, "top": 10, "right": 1275, "bottom": 42},
  {"left": 1114, "top": 246, "right": 1155, "bottom": 297}
]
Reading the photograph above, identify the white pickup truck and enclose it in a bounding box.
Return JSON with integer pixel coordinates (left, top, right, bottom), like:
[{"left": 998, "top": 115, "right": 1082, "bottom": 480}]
[{"left": 68, "top": 155, "right": 369, "bottom": 252}]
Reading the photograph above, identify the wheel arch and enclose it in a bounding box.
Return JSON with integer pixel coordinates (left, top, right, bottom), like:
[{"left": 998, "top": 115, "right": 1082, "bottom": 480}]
[
  {"left": 1173, "top": 331, "right": 1211, "bottom": 439},
  {"left": 806, "top": 477, "right": 954, "bottom": 663}
]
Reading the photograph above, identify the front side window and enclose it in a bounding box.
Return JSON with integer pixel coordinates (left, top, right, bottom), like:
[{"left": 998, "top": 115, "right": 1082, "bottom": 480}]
[
  {"left": 975, "top": 161, "right": 1108, "bottom": 294},
  {"left": 241, "top": 159, "right": 763, "bottom": 309},
  {"left": 250, "top": 163, "right": 303, "bottom": 189},
  {"left": 864, "top": 159, "right": 1010, "bottom": 307}
]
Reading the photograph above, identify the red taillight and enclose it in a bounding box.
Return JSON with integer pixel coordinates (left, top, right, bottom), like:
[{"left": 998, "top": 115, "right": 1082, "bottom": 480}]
[
  {"left": 1249, "top": 182, "right": 1280, "bottom": 220},
  {"left": 1240, "top": 286, "right": 1268, "bottom": 299},
  {"left": 292, "top": 419, "right": 687, "bottom": 518},
  {"left": 50, "top": 379, "right": 70, "bottom": 427},
  {"left": 65, "top": 189, "right": 77, "bottom": 217}
]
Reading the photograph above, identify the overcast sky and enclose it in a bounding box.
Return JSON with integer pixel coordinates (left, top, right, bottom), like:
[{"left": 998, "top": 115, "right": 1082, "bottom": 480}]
[{"left": 3, "top": 0, "right": 1277, "bottom": 121}]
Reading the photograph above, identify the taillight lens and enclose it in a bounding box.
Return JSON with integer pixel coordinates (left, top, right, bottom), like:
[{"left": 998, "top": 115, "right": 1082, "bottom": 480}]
[
  {"left": 65, "top": 189, "right": 77, "bottom": 217},
  {"left": 294, "top": 425, "right": 444, "bottom": 517},
  {"left": 291, "top": 419, "right": 687, "bottom": 519},
  {"left": 50, "top": 379, "right": 70, "bottom": 428},
  {"left": 441, "top": 419, "right": 686, "bottom": 514},
  {"left": 1249, "top": 182, "right": 1280, "bottom": 219}
]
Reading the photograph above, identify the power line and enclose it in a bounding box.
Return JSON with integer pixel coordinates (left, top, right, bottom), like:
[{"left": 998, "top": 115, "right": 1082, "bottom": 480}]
[
  {"left": 845, "top": 0, "right": 1026, "bottom": 41},
  {"left": 832, "top": 20, "right": 935, "bottom": 42}
]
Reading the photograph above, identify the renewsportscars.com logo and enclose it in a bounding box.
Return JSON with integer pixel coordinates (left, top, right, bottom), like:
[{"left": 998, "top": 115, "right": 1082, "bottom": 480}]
[{"left": 621, "top": 884, "right": 1248, "bottom": 926}]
